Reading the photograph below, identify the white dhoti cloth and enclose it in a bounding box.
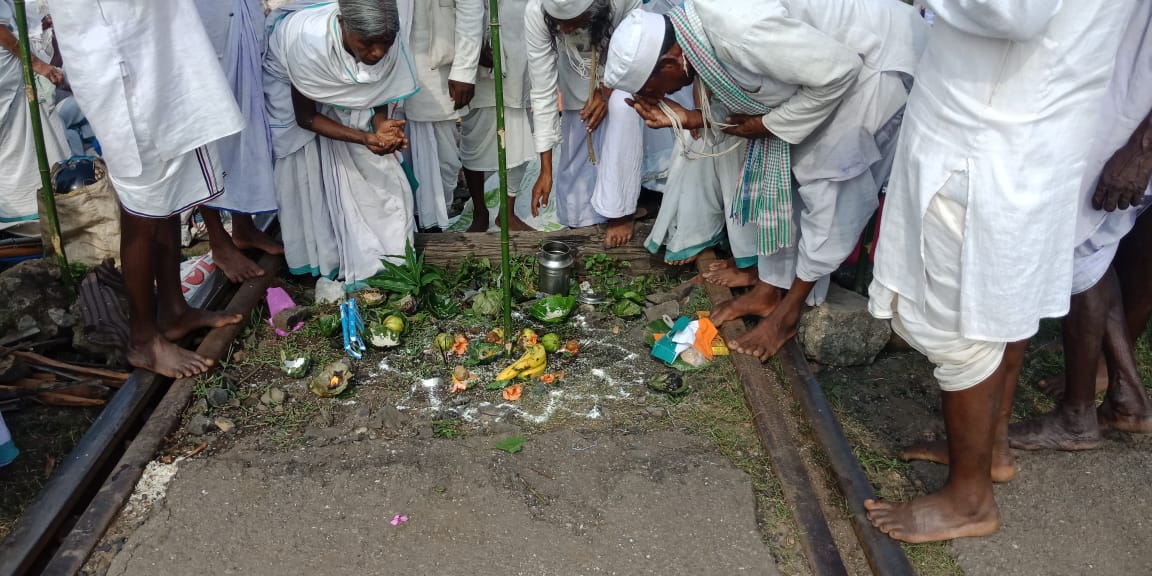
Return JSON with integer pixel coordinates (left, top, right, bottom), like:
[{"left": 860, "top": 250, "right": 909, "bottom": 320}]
[
  {"left": 556, "top": 111, "right": 607, "bottom": 228},
  {"left": 758, "top": 101, "right": 905, "bottom": 306},
  {"left": 0, "top": 53, "right": 68, "bottom": 229},
  {"left": 460, "top": 106, "right": 533, "bottom": 172},
  {"left": 590, "top": 89, "right": 646, "bottom": 220},
  {"left": 407, "top": 119, "right": 461, "bottom": 230},
  {"left": 870, "top": 173, "right": 1006, "bottom": 392},
  {"left": 1071, "top": 202, "right": 1150, "bottom": 294},
  {"left": 275, "top": 139, "right": 339, "bottom": 278},
  {"left": 109, "top": 137, "right": 225, "bottom": 219},
  {"left": 198, "top": 0, "right": 277, "bottom": 215}
]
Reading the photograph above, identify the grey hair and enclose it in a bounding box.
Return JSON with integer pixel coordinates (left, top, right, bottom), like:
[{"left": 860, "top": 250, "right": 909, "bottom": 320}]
[{"left": 339, "top": 0, "right": 400, "bottom": 40}]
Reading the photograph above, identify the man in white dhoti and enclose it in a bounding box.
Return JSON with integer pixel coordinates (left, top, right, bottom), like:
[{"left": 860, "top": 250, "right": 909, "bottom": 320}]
[
  {"left": 0, "top": 0, "right": 67, "bottom": 234},
  {"left": 526, "top": 0, "right": 652, "bottom": 247},
  {"left": 459, "top": 0, "right": 536, "bottom": 232},
  {"left": 1007, "top": 4, "right": 1152, "bottom": 452},
  {"left": 264, "top": 0, "right": 416, "bottom": 287},
  {"left": 50, "top": 0, "right": 248, "bottom": 379},
  {"left": 194, "top": 0, "right": 284, "bottom": 283},
  {"left": 867, "top": 0, "right": 1133, "bottom": 543},
  {"left": 606, "top": 0, "right": 925, "bottom": 360},
  {"left": 402, "top": 0, "right": 481, "bottom": 232}
]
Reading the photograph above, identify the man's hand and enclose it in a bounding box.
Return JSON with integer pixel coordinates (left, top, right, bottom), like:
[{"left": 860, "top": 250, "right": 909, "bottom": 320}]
[
  {"left": 32, "top": 59, "right": 63, "bottom": 86},
  {"left": 626, "top": 97, "right": 703, "bottom": 131},
  {"left": 580, "top": 86, "right": 610, "bottom": 132},
  {"left": 448, "top": 80, "right": 475, "bottom": 110},
  {"left": 722, "top": 114, "right": 773, "bottom": 140},
  {"left": 531, "top": 171, "right": 553, "bottom": 217},
  {"left": 1093, "top": 119, "right": 1152, "bottom": 211}
]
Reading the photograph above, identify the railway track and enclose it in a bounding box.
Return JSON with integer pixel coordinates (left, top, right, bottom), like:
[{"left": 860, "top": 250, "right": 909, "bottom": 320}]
[{"left": 0, "top": 247, "right": 910, "bottom": 576}]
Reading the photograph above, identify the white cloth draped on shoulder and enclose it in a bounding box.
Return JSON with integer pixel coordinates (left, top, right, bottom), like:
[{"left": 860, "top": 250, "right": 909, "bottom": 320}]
[{"left": 265, "top": 1, "right": 418, "bottom": 286}]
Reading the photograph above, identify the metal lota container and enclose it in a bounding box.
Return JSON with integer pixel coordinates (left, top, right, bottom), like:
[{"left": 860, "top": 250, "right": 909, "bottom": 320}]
[{"left": 537, "top": 241, "right": 574, "bottom": 295}]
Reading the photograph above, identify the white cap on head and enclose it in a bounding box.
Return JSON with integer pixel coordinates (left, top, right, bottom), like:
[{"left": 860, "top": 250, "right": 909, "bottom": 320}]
[
  {"left": 541, "top": 0, "right": 596, "bottom": 20},
  {"left": 603, "top": 9, "right": 667, "bottom": 94}
]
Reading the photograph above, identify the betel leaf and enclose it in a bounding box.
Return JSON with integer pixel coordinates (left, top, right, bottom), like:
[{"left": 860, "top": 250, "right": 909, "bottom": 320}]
[
  {"left": 492, "top": 436, "right": 526, "bottom": 454},
  {"left": 528, "top": 294, "right": 576, "bottom": 323}
]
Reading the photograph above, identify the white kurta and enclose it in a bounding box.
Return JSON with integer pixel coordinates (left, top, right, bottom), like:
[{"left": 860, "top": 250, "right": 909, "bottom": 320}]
[
  {"left": 0, "top": 2, "right": 67, "bottom": 230},
  {"left": 48, "top": 0, "right": 243, "bottom": 180},
  {"left": 404, "top": 0, "right": 483, "bottom": 230},
  {"left": 870, "top": 0, "right": 1134, "bottom": 343},
  {"left": 265, "top": 2, "right": 418, "bottom": 285},
  {"left": 1071, "top": 0, "right": 1152, "bottom": 294},
  {"left": 196, "top": 0, "right": 278, "bottom": 215}
]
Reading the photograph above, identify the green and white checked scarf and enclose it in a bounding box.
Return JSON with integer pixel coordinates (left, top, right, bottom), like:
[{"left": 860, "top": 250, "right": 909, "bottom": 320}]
[{"left": 668, "top": 1, "right": 793, "bottom": 254}]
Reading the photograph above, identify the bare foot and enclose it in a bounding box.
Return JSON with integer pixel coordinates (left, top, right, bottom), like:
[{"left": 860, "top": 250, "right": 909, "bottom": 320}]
[
  {"left": 865, "top": 491, "right": 1001, "bottom": 544},
  {"left": 126, "top": 335, "right": 214, "bottom": 379},
  {"left": 210, "top": 238, "right": 266, "bottom": 283},
  {"left": 730, "top": 303, "right": 801, "bottom": 361},
  {"left": 466, "top": 207, "right": 490, "bottom": 233},
  {"left": 506, "top": 212, "right": 533, "bottom": 232},
  {"left": 1097, "top": 400, "right": 1152, "bottom": 433},
  {"left": 710, "top": 281, "right": 782, "bottom": 326},
  {"left": 1008, "top": 411, "right": 1103, "bottom": 451},
  {"left": 702, "top": 263, "right": 758, "bottom": 288},
  {"left": 666, "top": 254, "right": 699, "bottom": 266},
  {"left": 604, "top": 216, "right": 635, "bottom": 248},
  {"left": 232, "top": 226, "right": 284, "bottom": 256},
  {"left": 160, "top": 307, "right": 244, "bottom": 342},
  {"left": 899, "top": 438, "right": 1017, "bottom": 483}
]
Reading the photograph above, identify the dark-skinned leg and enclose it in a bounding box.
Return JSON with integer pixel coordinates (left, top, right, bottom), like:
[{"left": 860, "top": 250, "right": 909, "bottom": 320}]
[
  {"left": 1100, "top": 212, "right": 1152, "bottom": 431},
  {"left": 201, "top": 207, "right": 265, "bottom": 282},
  {"left": 463, "top": 168, "right": 492, "bottom": 233},
  {"left": 900, "top": 342, "right": 1025, "bottom": 483},
  {"left": 865, "top": 344, "right": 1024, "bottom": 543},
  {"left": 1009, "top": 275, "right": 1108, "bottom": 450},
  {"left": 701, "top": 259, "right": 759, "bottom": 287},
  {"left": 729, "top": 278, "right": 813, "bottom": 361},
  {"left": 121, "top": 209, "right": 214, "bottom": 379},
  {"left": 230, "top": 212, "right": 283, "bottom": 256},
  {"left": 155, "top": 213, "right": 243, "bottom": 342}
]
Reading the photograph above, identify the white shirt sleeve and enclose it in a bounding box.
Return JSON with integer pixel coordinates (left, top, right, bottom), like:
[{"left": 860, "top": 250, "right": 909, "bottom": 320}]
[
  {"left": 449, "top": 0, "right": 485, "bottom": 84},
  {"left": 525, "top": 0, "right": 562, "bottom": 153},
  {"left": 718, "top": 12, "right": 862, "bottom": 146},
  {"left": 924, "top": 0, "right": 1062, "bottom": 41}
]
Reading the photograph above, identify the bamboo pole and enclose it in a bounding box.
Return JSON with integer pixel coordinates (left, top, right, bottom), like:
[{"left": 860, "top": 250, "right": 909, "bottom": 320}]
[
  {"left": 12, "top": 0, "right": 73, "bottom": 298},
  {"left": 488, "top": 0, "right": 514, "bottom": 347}
]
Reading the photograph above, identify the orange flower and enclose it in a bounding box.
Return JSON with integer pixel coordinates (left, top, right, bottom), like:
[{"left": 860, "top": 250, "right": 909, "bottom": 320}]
[
  {"left": 502, "top": 383, "right": 522, "bottom": 401},
  {"left": 451, "top": 376, "right": 468, "bottom": 393},
  {"left": 563, "top": 339, "right": 580, "bottom": 354},
  {"left": 522, "top": 333, "right": 538, "bottom": 346},
  {"left": 539, "top": 373, "right": 556, "bottom": 384},
  {"left": 452, "top": 334, "right": 469, "bottom": 355}
]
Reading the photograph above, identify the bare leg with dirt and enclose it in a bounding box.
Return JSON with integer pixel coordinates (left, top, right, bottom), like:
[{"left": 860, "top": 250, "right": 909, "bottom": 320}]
[
  {"left": 866, "top": 343, "right": 1027, "bottom": 543},
  {"left": 201, "top": 208, "right": 266, "bottom": 282},
  {"left": 701, "top": 259, "right": 758, "bottom": 287},
  {"left": 900, "top": 342, "right": 1026, "bottom": 483},
  {"left": 153, "top": 211, "right": 243, "bottom": 343},
  {"left": 231, "top": 212, "right": 283, "bottom": 255},
  {"left": 729, "top": 278, "right": 812, "bottom": 361},
  {"left": 605, "top": 214, "right": 636, "bottom": 248},
  {"left": 121, "top": 209, "right": 216, "bottom": 379},
  {"left": 709, "top": 280, "right": 782, "bottom": 326}
]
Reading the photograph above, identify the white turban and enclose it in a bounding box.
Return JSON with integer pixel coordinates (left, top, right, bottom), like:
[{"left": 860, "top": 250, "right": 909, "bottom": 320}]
[
  {"left": 541, "top": 0, "right": 596, "bottom": 20},
  {"left": 603, "top": 9, "right": 667, "bottom": 94}
]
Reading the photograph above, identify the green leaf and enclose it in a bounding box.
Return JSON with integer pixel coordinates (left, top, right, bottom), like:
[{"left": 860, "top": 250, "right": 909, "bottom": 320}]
[
  {"left": 485, "top": 380, "right": 507, "bottom": 390},
  {"left": 492, "top": 436, "right": 526, "bottom": 454}
]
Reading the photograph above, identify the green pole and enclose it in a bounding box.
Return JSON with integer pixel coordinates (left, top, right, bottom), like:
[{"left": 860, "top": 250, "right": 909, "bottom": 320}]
[
  {"left": 12, "top": 0, "right": 72, "bottom": 298},
  {"left": 488, "top": 0, "right": 513, "bottom": 350}
]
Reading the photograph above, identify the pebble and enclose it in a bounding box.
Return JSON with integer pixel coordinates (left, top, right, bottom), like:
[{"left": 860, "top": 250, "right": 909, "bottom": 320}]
[
  {"left": 205, "top": 387, "right": 230, "bottom": 408},
  {"left": 187, "top": 413, "right": 216, "bottom": 436},
  {"left": 188, "top": 398, "right": 208, "bottom": 415},
  {"left": 644, "top": 300, "right": 680, "bottom": 323},
  {"left": 645, "top": 407, "right": 669, "bottom": 418},
  {"left": 213, "top": 417, "right": 236, "bottom": 434},
  {"left": 242, "top": 396, "right": 261, "bottom": 408}
]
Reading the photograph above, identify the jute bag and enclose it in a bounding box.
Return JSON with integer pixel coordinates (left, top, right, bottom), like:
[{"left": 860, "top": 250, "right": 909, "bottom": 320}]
[{"left": 39, "top": 158, "right": 121, "bottom": 266}]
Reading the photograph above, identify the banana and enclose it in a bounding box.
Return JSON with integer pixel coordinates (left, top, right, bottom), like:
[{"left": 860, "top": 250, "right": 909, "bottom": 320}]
[
  {"left": 517, "top": 363, "right": 547, "bottom": 380},
  {"left": 495, "top": 344, "right": 546, "bottom": 381}
]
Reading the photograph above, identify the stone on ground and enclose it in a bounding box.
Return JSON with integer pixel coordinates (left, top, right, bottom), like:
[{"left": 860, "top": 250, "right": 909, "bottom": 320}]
[{"left": 797, "top": 284, "right": 890, "bottom": 366}]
